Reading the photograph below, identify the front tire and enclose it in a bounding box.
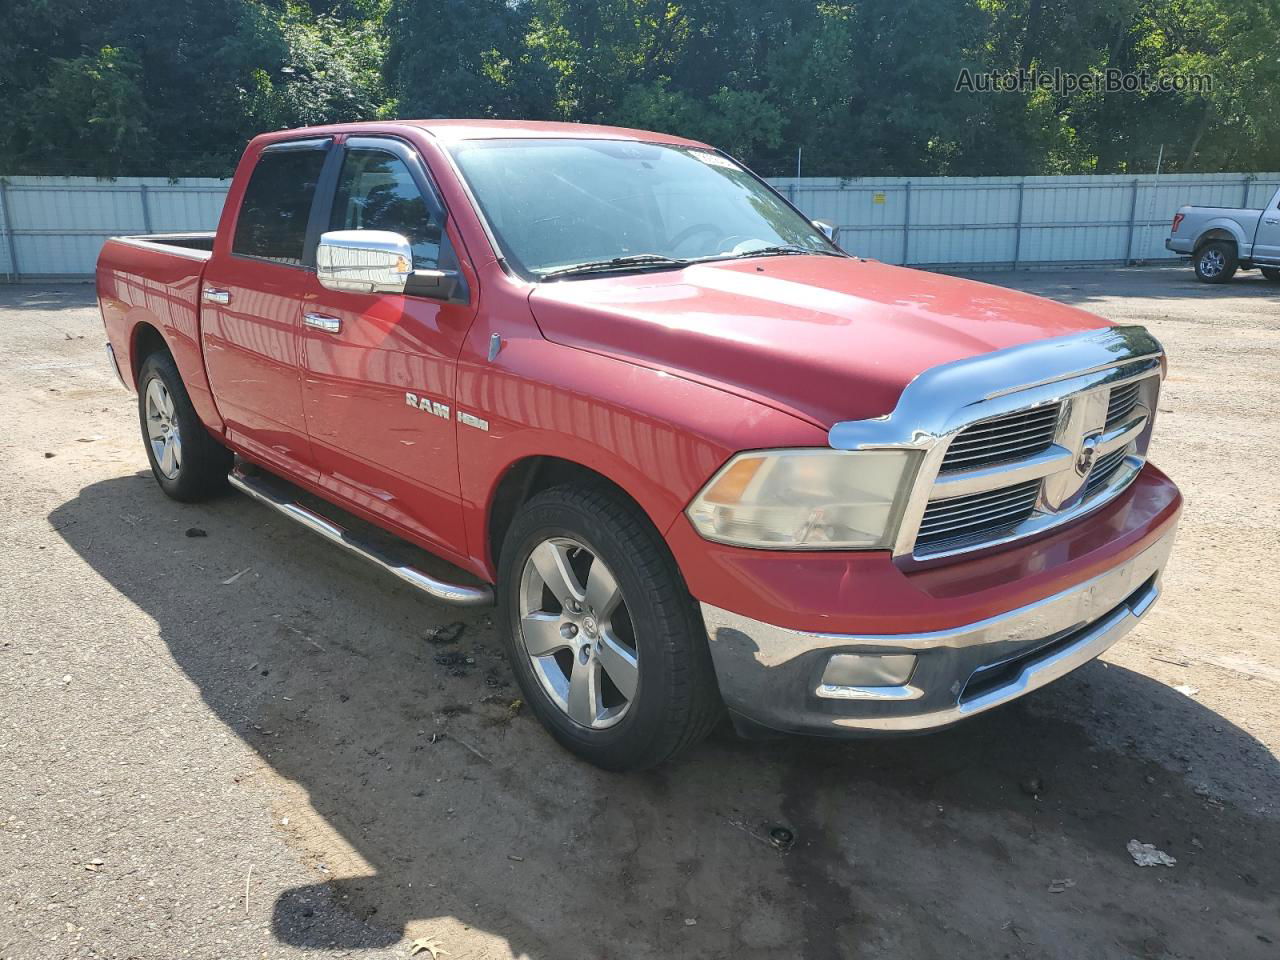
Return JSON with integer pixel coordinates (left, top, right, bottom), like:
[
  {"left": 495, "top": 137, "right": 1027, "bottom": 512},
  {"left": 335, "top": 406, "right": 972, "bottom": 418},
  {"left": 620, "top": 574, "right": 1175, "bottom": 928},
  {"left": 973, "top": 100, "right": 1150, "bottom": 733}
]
[
  {"left": 1193, "top": 241, "right": 1237, "bottom": 283},
  {"left": 1261, "top": 267, "right": 1280, "bottom": 282},
  {"left": 137, "top": 351, "right": 232, "bottom": 502},
  {"left": 497, "top": 484, "right": 721, "bottom": 771}
]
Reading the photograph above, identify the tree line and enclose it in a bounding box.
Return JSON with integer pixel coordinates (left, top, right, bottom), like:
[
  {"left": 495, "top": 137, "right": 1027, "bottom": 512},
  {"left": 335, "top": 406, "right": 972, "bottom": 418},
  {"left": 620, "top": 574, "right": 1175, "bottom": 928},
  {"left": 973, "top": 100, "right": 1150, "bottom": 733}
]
[{"left": 1, "top": 0, "right": 1275, "bottom": 179}]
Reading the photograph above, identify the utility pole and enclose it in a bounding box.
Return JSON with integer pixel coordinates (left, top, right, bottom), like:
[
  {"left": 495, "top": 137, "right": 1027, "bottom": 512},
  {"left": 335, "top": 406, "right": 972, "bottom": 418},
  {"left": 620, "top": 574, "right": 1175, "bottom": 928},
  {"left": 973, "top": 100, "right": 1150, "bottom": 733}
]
[{"left": 1140, "top": 144, "right": 1165, "bottom": 264}]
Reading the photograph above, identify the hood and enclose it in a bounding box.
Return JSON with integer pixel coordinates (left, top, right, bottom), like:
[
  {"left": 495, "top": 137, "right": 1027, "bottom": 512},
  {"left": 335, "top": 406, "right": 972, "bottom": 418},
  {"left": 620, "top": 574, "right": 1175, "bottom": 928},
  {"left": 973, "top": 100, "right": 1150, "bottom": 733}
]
[{"left": 528, "top": 256, "right": 1113, "bottom": 428}]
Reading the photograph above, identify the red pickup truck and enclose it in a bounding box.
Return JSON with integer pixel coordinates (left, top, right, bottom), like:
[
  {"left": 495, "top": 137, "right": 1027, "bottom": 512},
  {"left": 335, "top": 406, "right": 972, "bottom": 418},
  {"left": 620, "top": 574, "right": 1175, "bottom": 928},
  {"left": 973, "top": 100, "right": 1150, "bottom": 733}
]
[{"left": 98, "top": 120, "right": 1181, "bottom": 770}]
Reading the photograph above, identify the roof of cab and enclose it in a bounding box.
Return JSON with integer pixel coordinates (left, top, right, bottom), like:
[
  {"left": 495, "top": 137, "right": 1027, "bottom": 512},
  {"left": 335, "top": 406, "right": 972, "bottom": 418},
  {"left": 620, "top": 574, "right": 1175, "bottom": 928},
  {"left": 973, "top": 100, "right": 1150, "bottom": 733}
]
[{"left": 256, "top": 118, "right": 709, "bottom": 148}]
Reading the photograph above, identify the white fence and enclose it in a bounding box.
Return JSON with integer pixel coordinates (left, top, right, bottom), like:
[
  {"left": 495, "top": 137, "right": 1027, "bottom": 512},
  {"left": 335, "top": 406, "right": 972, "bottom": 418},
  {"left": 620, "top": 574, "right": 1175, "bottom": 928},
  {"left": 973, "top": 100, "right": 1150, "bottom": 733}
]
[
  {"left": 772, "top": 172, "right": 1280, "bottom": 268},
  {"left": 2, "top": 171, "right": 1278, "bottom": 280},
  {"left": 0, "top": 176, "right": 230, "bottom": 280}
]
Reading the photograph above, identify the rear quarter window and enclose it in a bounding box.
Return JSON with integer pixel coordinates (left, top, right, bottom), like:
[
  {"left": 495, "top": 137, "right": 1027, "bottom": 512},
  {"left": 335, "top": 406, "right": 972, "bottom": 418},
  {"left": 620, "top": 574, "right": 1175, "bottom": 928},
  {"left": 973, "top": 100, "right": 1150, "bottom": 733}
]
[{"left": 232, "top": 147, "right": 328, "bottom": 266}]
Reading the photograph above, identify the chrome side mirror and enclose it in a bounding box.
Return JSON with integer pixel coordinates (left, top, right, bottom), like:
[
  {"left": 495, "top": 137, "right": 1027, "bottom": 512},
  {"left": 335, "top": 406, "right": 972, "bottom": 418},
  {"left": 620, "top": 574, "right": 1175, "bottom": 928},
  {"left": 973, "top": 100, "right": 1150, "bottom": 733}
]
[
  {"left": 812, "top": 220, "right": 837, "bottom": 241},
  {"left": 317, "top": 230, "right": 414, "bottom": 294},
  {"left": 317, "top": 230, "right": 461, "bottom": 301}
]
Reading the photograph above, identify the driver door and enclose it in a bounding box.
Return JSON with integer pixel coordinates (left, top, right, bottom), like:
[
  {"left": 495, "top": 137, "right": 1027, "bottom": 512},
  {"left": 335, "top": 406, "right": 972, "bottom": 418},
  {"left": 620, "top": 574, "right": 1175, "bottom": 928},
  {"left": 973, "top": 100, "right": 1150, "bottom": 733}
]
[{"left": 297, "top": 137, "right": 477, "bottom": 558}]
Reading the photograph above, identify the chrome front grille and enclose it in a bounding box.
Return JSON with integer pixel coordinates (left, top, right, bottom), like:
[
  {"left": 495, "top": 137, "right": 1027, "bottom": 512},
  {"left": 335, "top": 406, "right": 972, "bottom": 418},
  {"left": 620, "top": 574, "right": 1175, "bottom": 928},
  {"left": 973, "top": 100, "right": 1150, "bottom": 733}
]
[
  {"left": 913, "top": 373, "right": 1158, "bottom": 558},
  {"left": 939, "top": 404, "right": 1061, "bottom": 472},
  {"left": 1085, "top": 446, "right": 1129, "bottom": 493},
  {"left": 916, "top": 479, "right": 1042, "bottom": 550},
  {"left": 1106, "top": 382, "right": 1141, "bottom": 426},
  {"left": 826, "top": 326, "right": 1166, "bottom": 564}
]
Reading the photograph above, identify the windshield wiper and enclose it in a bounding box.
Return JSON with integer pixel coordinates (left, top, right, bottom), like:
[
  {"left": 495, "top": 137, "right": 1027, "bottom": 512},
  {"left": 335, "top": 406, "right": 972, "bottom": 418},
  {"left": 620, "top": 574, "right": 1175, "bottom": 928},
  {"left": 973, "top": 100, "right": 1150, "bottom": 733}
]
[
  {"left": 729, "top": 244, "right": 843, "bottom": 259},
  {"left": 540, "top": 254, "right": 689, "bottom": 280}
]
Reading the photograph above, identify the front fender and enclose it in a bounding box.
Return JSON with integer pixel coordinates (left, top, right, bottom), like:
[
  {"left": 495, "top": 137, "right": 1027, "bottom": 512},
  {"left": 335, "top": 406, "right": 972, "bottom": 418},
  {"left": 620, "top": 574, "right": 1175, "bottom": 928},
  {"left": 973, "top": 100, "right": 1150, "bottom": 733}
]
[{"left": 454, "top": 336, "right": 827, "bottom": 579}]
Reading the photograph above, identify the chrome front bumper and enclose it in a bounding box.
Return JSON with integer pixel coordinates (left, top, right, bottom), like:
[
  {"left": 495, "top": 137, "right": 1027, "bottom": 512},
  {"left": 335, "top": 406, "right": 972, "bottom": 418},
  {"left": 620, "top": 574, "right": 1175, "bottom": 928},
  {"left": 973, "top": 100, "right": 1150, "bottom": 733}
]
[{"left": 700, "top": 526, "right": 1176, "bottom": 735}]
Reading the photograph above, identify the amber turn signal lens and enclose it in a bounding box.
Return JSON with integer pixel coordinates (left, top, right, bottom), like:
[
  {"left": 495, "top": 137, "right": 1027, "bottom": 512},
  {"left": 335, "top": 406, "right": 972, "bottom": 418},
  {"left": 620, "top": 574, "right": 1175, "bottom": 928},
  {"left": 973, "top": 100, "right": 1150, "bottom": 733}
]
[{"left": 701, "top": 455, "right": 764, "bottom": 504}]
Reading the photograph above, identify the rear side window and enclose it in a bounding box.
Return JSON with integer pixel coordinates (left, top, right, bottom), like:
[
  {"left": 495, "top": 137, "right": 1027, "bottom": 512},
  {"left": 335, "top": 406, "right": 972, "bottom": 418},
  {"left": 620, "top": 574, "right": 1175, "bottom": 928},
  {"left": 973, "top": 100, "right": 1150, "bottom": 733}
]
[{"left": 232, "top": 147, "right": 327, "bottom": 265}]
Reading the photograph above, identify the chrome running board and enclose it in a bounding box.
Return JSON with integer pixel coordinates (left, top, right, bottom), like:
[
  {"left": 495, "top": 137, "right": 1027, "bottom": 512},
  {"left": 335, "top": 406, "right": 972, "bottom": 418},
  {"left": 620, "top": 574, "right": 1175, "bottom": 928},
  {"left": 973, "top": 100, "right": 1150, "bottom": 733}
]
[{"left": 228, "top": 467, "right": 493, "bottom": 607}]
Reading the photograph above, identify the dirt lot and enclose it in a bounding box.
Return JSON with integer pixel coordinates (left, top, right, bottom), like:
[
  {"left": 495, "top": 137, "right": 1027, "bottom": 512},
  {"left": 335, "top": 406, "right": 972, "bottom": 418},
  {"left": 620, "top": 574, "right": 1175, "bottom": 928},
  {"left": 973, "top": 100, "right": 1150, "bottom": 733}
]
[{"left": 2, "top": 265, "right": 1278, "bottom": 960}]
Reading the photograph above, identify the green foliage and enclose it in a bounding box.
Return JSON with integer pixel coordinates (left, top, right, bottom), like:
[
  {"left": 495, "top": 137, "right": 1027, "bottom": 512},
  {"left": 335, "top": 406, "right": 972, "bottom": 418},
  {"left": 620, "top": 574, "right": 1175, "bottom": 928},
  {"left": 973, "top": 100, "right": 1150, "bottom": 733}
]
[
  {"left": 243, "top": 8, "right": 391, "bottom": 130},
  {"left": 0, "top": 0, "right": 1276, "bottom": 177},
  {"left": 0, "top": 0, "right": 390, "bottom": 176},
  {"left": 612, "top": 81, "right": 785, "bottom": 159},
  {"left": 385, "top": 0, "right": 553, "bottom": 118},
  {"left": 24, "top": 47, "right": 151, "bottom": 177}
]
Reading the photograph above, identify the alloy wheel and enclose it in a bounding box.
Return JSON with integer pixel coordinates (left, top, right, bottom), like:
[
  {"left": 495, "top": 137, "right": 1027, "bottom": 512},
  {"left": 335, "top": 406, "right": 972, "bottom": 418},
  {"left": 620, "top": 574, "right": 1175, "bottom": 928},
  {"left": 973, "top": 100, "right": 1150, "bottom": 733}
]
[
  {"left": 144, "top": 378, "right": 182, "bottom": 479},
  {"left": 1200, "top": 249, "right": 1224, "bottom": 278},
  {"left": 517, "top": 536, "right": 639, "bottom": 729}
]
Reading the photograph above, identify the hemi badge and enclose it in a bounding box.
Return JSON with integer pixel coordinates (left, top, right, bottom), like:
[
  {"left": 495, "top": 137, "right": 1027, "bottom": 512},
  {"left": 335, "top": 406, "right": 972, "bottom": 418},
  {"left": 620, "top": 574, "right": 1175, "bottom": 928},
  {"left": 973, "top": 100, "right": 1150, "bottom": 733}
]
[{"left": 457, "top": 411, "right": 489, "bottom": 432}]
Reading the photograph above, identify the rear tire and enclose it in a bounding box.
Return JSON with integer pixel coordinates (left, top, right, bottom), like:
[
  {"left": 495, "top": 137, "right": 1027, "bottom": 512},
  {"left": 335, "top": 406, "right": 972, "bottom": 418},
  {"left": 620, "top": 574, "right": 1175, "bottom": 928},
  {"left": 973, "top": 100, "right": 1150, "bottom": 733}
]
[
  {"left": 137, "top": 351, "right": 232, "bottom": 502},
  {"left": 496, "top": 484, "right": 721, "bottom": 771},
  {"left": 1261, "top": 267, "right": 1280, "bottom": 282},
  {"left": 1193, "top": 241, "right": 1237, "bottom": 283}
]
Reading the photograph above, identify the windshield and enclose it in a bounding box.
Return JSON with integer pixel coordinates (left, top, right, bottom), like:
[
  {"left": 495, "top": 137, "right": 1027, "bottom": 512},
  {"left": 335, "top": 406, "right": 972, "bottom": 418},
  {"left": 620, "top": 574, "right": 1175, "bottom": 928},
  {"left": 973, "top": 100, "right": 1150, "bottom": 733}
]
[{"left": 448, "top": 138, "right": 837, "bottom": 279}]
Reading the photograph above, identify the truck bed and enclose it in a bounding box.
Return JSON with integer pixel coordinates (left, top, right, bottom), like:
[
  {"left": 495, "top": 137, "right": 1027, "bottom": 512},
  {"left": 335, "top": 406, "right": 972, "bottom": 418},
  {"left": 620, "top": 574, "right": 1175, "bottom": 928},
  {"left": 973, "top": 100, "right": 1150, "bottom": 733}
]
[
  {"left": 111, "top": 232, "right": 216, "bottom": 257},
  {"left": 96, "top": 232, "right": 223, "bottom": 433}
]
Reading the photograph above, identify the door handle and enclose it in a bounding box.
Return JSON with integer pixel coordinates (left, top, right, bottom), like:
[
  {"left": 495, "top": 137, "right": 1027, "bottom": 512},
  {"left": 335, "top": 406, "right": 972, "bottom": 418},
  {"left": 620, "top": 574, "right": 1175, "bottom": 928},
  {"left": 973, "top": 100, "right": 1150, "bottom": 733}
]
[
  {"left": 202, "top": 287, "right": 231, "bottom": 305},
  {"left": 1265, "top": 218, "right": 1280, "bottom": 225},
  {"left": 303, "top": 312, "right": 342, "bottom": 334}
]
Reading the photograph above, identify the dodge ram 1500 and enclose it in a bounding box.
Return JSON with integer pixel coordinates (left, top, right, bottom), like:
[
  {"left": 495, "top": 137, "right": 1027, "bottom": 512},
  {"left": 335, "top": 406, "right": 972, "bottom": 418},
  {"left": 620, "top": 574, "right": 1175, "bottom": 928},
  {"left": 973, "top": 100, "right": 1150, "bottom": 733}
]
[{"left": 98, "top": 120, "right": 1181, "bottom": 770}]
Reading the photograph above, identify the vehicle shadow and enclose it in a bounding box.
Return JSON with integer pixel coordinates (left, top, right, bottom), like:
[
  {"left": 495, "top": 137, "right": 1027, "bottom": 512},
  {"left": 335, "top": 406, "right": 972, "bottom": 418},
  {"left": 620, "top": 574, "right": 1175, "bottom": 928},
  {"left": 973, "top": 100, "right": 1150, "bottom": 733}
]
[
  {"left": 51, "top": 474, "right": 1280, "bottom": 960},
  {"left": 0, "top": 283, "right": 95, "bottom": 308}
]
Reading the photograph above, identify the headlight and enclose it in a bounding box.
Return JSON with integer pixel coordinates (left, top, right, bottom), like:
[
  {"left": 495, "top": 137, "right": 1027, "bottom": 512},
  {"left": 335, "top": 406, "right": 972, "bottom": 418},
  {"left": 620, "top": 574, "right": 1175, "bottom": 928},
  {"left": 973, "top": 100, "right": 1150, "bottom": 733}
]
[{"left": 686, "top": 449, "right": 920, "bottom": 550}]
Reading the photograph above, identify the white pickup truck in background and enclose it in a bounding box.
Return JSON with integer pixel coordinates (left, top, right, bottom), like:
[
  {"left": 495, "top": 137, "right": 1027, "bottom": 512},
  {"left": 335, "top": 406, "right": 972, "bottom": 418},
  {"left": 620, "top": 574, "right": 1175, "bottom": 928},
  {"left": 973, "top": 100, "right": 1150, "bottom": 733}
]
[
  {"left": 1166, "top": 185, "right": 1280, "bottom": 283},
  {"left": 1167, "top": 184, "right": 1280, "bottom": 281}
]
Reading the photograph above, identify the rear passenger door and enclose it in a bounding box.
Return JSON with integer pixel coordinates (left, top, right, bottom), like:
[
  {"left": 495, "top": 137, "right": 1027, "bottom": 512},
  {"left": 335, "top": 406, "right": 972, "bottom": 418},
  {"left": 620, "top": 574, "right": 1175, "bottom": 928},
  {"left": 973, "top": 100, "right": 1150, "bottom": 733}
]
[
  {"left": 201, "top": 138, "right": 330, "bottom": 480},
  {"left": 296, "top": 137, "right": 477, "bottom": 560}
]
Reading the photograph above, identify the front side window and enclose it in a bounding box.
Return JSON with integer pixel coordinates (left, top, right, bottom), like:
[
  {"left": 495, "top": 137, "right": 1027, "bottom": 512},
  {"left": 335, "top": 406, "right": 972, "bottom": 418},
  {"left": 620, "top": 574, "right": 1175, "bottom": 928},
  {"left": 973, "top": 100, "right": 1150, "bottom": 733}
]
[
  {"left": 329, "top": 149, "right": 441, "bottom": 269},
  {"left": 448, "top": 138, "right": 836, "bottom": 279},
  {"left": 232, "top": 146, "right": 327, "bottom": 265}
]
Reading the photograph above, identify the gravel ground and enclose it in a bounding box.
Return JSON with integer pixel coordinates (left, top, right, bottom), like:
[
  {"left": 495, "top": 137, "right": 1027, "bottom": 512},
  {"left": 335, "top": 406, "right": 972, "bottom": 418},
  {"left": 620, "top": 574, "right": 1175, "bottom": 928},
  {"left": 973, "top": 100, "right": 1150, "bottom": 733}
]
[{"left": 2, "top": 265, "right": 1278, "bottom": 960}]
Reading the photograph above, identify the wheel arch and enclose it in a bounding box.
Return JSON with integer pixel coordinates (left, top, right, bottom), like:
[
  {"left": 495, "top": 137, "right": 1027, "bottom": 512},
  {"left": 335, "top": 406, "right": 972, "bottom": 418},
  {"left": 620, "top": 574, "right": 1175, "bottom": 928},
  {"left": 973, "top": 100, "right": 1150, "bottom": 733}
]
[
  {"left": 1193, "top": 223, "right": 1244, "bottom": 252},
  {"left": 129, "top": 321, "right": 170, "bottom": 388},
  {"left": 486, "top": 456, "right": 656, "bottom": 575},
  {"left": 122, "top": 311, "right": 225, "bottom": 436}
]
